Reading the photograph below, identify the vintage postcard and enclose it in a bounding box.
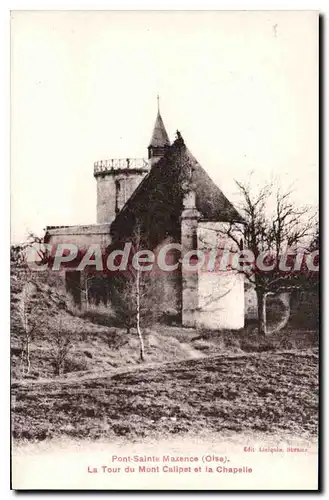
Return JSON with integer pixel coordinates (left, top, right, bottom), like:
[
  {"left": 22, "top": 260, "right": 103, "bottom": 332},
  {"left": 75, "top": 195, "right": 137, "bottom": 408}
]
[{"left": 10, "top": 10, "right": 319, "bottom": 490}]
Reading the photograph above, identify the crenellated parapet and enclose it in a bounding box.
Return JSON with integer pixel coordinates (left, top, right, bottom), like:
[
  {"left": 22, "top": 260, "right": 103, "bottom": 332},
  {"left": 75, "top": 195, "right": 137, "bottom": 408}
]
[
  {"left": 94, "top": 157, "right": 149, "bottom": 176},
  {"left": 94, "top": 158, "right": 150, "bottom": 223}
]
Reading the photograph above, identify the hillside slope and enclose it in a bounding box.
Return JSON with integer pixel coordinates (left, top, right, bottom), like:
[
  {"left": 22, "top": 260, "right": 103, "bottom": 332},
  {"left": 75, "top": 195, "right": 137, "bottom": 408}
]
[
  {"left": 11, "top": 270, "right": 318, "bottom": 380},
  {"left": 12, "top": 350, "right": 318, "bottom": 442}
]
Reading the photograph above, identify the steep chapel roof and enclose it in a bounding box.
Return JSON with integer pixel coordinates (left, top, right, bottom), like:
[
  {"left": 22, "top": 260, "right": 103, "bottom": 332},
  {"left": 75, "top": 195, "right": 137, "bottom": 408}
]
[
  {"left": 111, "top": 134, "right": 242, "bottom": 245},
  {"left": 185, "top": 147, "right": 243, "bottom": 222}
]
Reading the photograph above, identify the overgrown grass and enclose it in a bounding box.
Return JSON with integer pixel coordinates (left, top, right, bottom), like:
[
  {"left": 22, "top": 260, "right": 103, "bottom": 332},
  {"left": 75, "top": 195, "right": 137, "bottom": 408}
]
[
  {"left": 12, "top": 350, "right": 318, "bottom": 442},
  {"left": 11, "top": 268, "right": 318, "bottom": 379},
  {"left": 11, "top": 270, "right": 319, "bottom": 444}
]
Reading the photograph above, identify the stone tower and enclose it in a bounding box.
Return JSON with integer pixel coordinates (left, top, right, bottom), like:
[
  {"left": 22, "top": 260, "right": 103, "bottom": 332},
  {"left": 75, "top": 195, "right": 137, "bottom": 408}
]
[
  {"left": 94, "top": 158, "right": 149, "bottom": 224},
  {"left": 94, "top": 99, "right": 170, "bottom": 224}
]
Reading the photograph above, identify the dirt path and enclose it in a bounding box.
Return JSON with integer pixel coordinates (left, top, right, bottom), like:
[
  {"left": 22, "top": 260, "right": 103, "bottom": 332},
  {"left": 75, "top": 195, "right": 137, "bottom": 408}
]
[
  {"left": 12, "top": 351, "right": 318, "bottom": 442},
  {"left": 178, "top": 342, "right": 205, "bottom": 359},
  {"left": 12, "top": 336, "right": 207, "bottom": 387}
]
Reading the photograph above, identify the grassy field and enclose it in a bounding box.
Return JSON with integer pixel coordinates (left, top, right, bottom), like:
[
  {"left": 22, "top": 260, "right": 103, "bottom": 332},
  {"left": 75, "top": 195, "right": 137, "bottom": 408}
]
[
  {"left": 12, "top": 349, "right": 318, "bottom": 442},
  {"left": 11, "top": 270, "right": 319, "bottom": 444}
]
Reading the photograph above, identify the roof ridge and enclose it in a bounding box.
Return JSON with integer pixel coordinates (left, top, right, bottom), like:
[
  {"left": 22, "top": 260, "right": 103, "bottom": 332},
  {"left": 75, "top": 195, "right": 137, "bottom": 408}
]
[{"left": 111, "top": 137, "right": 243, "bottom": 232}]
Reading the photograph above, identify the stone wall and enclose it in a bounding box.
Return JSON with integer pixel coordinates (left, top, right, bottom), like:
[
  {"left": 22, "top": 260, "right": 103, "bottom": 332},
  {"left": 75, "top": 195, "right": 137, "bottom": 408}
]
[
  {"left": 96, "top": 176, "right": 116, "bottom": 224},
  {"left": 181, "top": 203, "right": 200, "bottom": 328},
  {"left": 245, "top": 285, "right": 293, "bottom": 332},
  {"left": 152, "top": 235, "right": 182, "bottom": 316},
  {"left": 45, "top": 223, "right": 112, "bottom": 249},
  {"left": 96, "top": 169, "right": 148, "bottom": 223},
  {"left": 115, "top": 174, "right": 147, "bottom": 214},
  {"left": 196, "top": 221, "right": 245, "bottom": 330}
]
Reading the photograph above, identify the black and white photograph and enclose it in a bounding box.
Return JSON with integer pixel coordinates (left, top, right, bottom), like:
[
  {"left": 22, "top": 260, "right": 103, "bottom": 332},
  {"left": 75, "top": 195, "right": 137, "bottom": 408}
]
[{"left": 10, "top": 10, "right": 319, "bottom": 490}]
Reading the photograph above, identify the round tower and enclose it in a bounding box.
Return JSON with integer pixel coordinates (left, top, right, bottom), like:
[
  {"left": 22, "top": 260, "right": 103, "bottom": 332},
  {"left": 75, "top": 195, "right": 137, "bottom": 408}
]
[
  {"left": 94, "top": 98, "right": 170, "bottom": 224},
  {"left": 94, "top": 158, "right": 149, "bottom": 224}
]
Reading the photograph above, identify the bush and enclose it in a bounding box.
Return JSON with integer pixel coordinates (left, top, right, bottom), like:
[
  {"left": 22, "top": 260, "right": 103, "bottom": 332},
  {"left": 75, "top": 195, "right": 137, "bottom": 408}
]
[
  {"left": 80, "top": 306, "right": 116, "bottom": 327},
  {"left": 63, "top": 356, "right": 88, "bottom": 373}
]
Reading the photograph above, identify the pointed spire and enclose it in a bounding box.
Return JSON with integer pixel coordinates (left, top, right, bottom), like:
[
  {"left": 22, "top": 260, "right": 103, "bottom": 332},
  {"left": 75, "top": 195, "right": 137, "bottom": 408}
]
[{"left": 148, "top": 97, "right": 170, "bottom": 149}]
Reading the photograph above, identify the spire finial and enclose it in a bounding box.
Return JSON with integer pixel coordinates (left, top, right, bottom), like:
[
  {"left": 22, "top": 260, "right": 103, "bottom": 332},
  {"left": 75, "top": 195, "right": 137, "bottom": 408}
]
[{"left": 157, "top": 94, "right": 160, "bottom": 113}]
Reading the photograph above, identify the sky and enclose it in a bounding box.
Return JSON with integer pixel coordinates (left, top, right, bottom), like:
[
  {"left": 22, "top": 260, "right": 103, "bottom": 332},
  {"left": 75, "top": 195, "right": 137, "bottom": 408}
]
[{"left": 10, "top": 10, "right": 318, "bottom": 244}]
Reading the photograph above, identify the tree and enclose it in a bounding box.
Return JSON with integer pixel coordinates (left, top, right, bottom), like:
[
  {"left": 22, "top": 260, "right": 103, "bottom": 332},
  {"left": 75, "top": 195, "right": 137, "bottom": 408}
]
[
  {"left": 110, "top": 225, "right": 162, "bottom": 361},
  {"left": 17, "top": 282, "right": 38, "bottom": 374},
  {"left": 71, "top": 274, "right": 94, "bottom": 309},
  {"left": 309, "top": 223, "right": 319, "bottom": 253},
  {"left": 11, "top": 231, "right": 50, "bottom": 283},
  {"left": 23, "top": 231, "right": 49, "bottom": 265},
  {"left": 220, "top": 178, "right": 317, "bottom": 336},
  {"left": 51, "top": 315, "right": 72, "bottom": 376},
  {"left": 10, "top": 244, "right": 25, "bottom": 268},
  {"left": 111, "top": 270, "right": 146, "bottom": 361}
]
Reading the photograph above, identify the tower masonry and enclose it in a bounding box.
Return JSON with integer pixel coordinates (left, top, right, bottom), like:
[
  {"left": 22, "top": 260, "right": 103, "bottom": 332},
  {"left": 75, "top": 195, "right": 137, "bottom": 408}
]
[
  {"left": 94, "top": 100, "right": 171, "bottom": 224},
  {"left": 94, "top": 158, "right": 150, "bottom": 224},
  {"left": 46, "top": 98, "right": 246, "bottom": 330}
]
